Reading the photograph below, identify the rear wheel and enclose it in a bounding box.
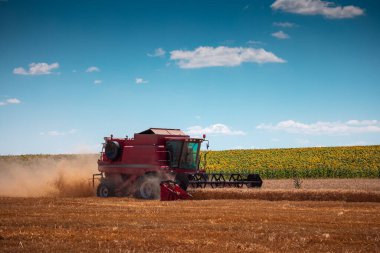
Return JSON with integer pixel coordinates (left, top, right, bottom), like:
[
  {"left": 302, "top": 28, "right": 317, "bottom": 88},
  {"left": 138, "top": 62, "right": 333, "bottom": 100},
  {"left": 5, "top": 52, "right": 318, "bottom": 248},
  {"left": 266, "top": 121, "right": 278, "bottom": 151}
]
[
  {"left": 96, "top": 182, "right": 115, "bottom": 197},
  {"left": 135, "top": 175, "right": 160, "bottom": 199}
]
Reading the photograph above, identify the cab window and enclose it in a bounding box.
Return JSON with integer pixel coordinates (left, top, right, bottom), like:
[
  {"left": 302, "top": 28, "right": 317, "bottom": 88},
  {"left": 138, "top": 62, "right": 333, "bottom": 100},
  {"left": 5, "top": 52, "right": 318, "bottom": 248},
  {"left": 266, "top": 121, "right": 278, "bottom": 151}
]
[
  {"left": 180, "top": 142, "right": 199, "bottom": 169},
  {"left": 166, "top": 140, "right": 183, "bottom": 168}
]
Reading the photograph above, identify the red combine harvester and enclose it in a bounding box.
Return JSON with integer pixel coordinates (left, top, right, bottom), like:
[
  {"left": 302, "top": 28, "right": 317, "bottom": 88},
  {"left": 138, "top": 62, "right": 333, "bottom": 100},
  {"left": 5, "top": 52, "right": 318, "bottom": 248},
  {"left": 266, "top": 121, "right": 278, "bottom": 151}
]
[{"left": 93, "top": 128, "right": 262, "bottom": 199}]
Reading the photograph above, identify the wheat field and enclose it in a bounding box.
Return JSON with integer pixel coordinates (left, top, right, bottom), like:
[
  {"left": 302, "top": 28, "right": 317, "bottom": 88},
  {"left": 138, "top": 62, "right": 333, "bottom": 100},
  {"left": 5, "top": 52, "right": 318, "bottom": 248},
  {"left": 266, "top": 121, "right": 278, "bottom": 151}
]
[
  {"left": 1, "top": 154, "right": 380, "bottom": 252},
  {"left": 0, "top": 197, "right": 379, "bottom": 252}
]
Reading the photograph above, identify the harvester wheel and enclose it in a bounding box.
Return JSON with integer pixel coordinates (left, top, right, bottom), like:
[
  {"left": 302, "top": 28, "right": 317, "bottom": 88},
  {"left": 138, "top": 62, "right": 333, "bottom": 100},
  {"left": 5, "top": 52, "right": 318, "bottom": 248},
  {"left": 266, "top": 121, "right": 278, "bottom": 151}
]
[
  {"left": 246, "top": 174, "right": 263, "bottom": 188},
  {"left": 96, "top": 182, "right": 115, "bottom": 197},
  {"left": 135, "top": 175, "right": 160, "bottom": 200},
  {"left": 175, "top": 173, "right": 189, "bottom": 191}
]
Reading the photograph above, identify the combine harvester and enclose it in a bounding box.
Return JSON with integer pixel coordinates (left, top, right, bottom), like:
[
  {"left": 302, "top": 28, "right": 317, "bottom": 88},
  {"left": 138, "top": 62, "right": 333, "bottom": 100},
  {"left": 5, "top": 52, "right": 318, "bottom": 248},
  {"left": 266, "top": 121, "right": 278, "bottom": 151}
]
[{"left": 93, "top": 128, "right": 262, "bottom": 200}]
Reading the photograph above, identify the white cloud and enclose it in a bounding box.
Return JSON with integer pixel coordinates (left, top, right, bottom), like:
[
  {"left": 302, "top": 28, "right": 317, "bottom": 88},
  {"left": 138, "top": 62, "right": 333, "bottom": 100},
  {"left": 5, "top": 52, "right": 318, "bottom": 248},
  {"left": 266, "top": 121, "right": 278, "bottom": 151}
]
[
  {"left": 94, "top": 80, "right": 102, "bottom": 84},
  {"left": 135, "top": 78, "right": 148, "bottom": 84},
  {"left": 5, "top": 98, "right": 21, "bottom": 104},
  {"left": 147, "top": 48, "right": 166, "bottom": 57},
  {"left": 220, "top": 40, "right": 235, "bottom": 46},
  {"left": 13, "top": 62, "right": 59, "bottom": 75},
  {"left": 272, "top": 30, "right": 290, "bottom": 39},
  {"left": 46, "top": 131, "right": 64, "bottom": 136},
  {"left": 346, "top": 120, "right": 378, "bottom": 126},
  {"left": 0, "top": 98, "right": 21, "bottom": 106},
  {"left": 271, "top": 0, "right": 364, "bottom": 19},
  {"left": 186, "top": 124, "right": 246, "bottom": 136},
  {"left": 257, "top": 120, "right": 380, "bottom": 135},
  {"left": 86, "top": 66, "right": 100, "bottom": 72},
  {"left": 273, "top": 22, "right": 296, "bottom": 28},
  {"left": 247, "top": 40, "right": 264, "bottom": 45},
  {"left": 40, "top": 129, "right": 77, "bottom": 136},
  {"left": 170, "top": 46, "right": 285, "bottom": 69}
]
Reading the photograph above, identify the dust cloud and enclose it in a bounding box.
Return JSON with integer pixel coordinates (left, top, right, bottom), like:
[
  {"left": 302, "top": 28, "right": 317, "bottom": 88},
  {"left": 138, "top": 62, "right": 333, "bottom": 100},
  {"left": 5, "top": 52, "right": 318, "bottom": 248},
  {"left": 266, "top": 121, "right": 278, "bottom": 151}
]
[{"left": 0, "top": 155, "right": 99, "bottom": 197}]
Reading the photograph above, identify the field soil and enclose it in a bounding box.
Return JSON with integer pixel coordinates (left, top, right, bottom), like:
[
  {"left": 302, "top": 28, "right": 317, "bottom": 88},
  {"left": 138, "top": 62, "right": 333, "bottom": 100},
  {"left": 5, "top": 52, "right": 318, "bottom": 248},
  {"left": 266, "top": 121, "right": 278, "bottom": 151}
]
[
  {"left": 1, "top": 154, "right": 379, "bottom": 252},
  {"left": 0, "top": 197, "right": 379, "bottom": 253}
]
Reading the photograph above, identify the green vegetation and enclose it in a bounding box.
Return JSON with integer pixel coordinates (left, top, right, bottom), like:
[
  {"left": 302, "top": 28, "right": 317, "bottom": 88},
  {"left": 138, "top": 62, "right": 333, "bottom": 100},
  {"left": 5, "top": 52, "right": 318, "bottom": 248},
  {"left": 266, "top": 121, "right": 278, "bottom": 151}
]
[{"left": 201, "top": 145, "right": 380, "bottom": 179}]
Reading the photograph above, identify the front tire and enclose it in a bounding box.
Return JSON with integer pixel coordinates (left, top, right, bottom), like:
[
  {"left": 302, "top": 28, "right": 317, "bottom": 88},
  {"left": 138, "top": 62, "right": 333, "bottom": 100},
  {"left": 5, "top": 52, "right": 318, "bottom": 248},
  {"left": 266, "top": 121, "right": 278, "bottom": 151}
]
[
  {"left": 97, "top": 182, "right": 115, "bottom": 197},
  {"left": 135, "top": 175, "right": 160, "bottom": 199}
]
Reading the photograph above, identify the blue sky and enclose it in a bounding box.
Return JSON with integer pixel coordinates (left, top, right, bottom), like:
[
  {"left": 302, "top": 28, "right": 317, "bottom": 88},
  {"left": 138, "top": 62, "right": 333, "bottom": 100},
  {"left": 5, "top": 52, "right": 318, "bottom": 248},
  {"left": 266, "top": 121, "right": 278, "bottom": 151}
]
[{"left": 1, "top": 0, "right": 380, "bottom": 154}]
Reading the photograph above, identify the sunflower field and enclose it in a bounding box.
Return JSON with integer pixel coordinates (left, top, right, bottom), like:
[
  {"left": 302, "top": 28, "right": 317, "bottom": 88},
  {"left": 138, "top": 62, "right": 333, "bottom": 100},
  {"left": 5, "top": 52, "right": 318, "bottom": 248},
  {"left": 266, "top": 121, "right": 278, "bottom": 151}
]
[{"left": 200, "top": 145, "right": 380, "bottom": 179}]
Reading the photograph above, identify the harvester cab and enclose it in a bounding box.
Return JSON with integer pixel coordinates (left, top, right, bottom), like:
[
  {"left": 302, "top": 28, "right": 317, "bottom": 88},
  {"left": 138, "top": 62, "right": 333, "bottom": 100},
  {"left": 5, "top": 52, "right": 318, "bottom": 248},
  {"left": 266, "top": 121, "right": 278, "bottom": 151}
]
[
  {"left": 94, "top": 128, "right": 262, "bottom": 200},
  {"left": 166, "top": 139, "right": 201, "bottom": 170}
]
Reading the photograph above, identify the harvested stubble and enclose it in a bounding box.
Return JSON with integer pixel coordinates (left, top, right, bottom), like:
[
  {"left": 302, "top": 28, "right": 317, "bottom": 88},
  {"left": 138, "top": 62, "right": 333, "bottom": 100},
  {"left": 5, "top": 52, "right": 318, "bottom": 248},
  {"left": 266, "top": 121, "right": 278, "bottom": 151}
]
[
  {"left": 190, "top": 188, "right": 380, "bottom": 202},
  {"left": 0, "top": 197, "right": 379, "bottom": 253}
]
